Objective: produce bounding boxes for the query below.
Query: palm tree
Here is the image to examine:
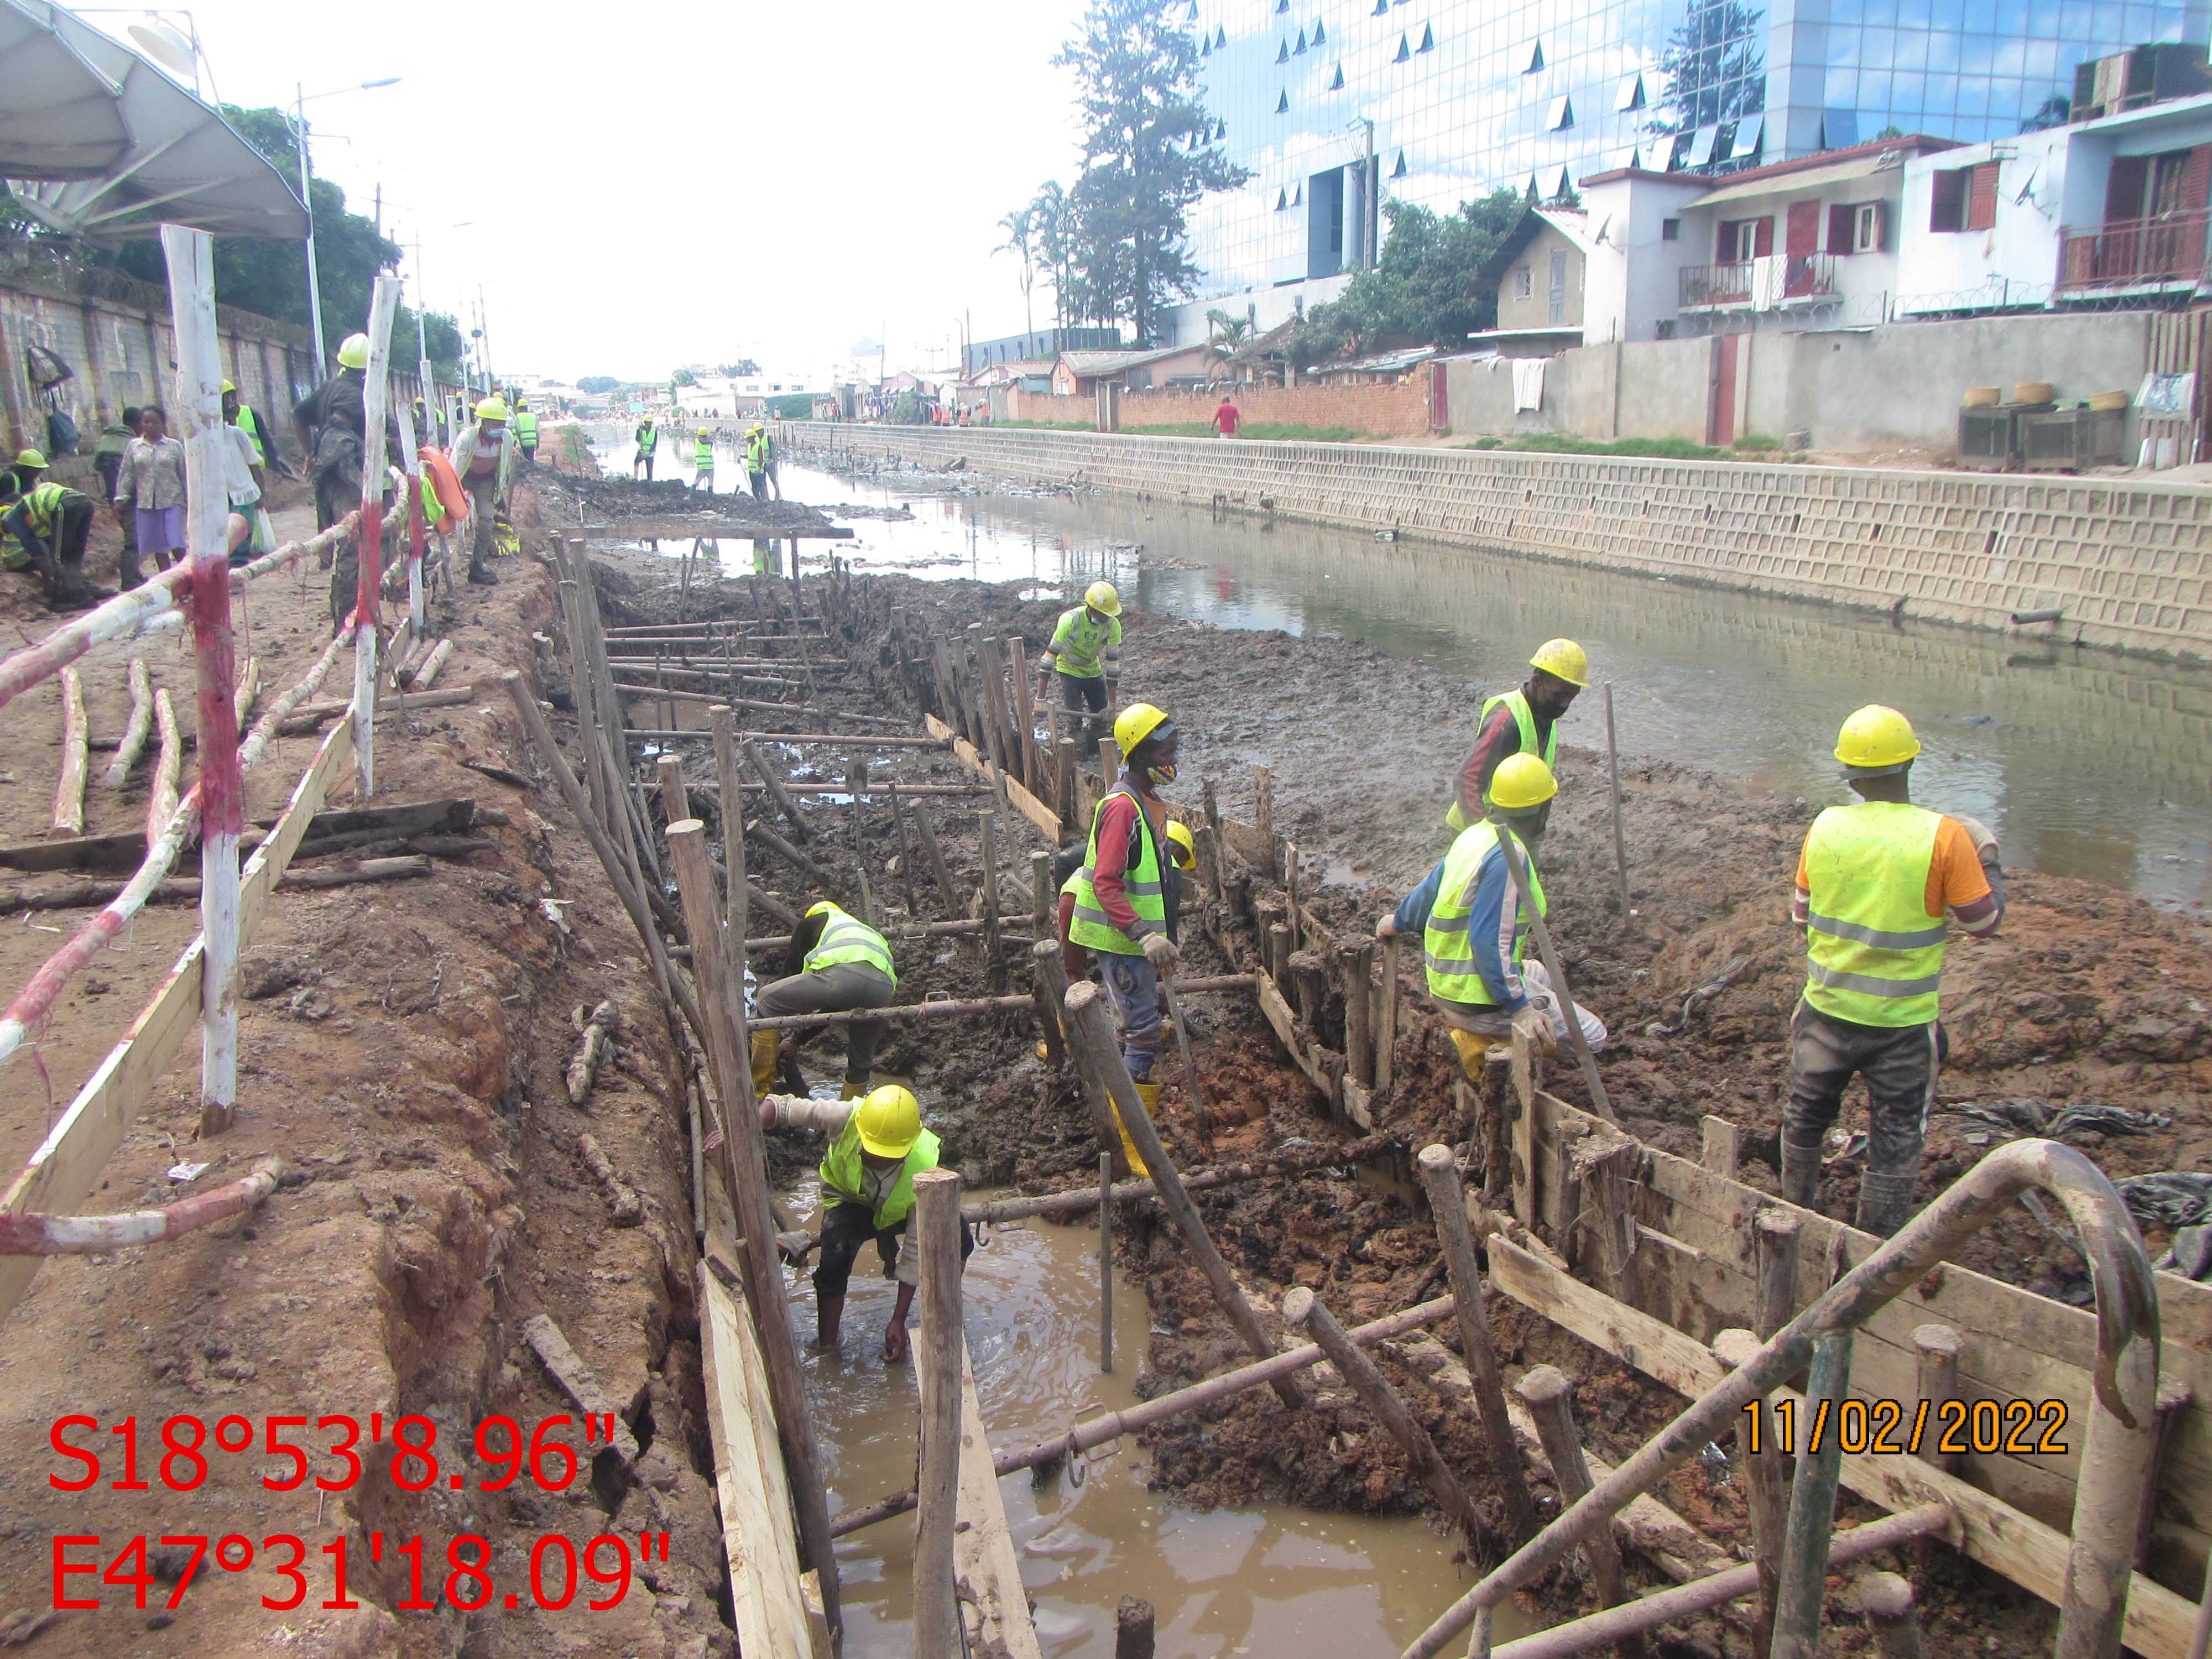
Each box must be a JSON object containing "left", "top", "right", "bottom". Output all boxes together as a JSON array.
[
  {"left": 1205, "top": 307, "right": 1255, "bottom": 374},
  {"left": 1030, "top": 181, "right": 1071, "bottom": 335},
  {"left": 996, "top": 206, "right": 1037, "bottom": 342}
]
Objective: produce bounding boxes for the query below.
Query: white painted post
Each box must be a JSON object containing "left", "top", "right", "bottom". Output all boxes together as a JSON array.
[
  {"left": 393, "top": 390, "right": 426, "bottom": 640},
  {"left": 354, "top": 276, "right": 401, "bottom": 799},
  {"left": 159, "top": 226, "right": 243, "bottom": 1138}
]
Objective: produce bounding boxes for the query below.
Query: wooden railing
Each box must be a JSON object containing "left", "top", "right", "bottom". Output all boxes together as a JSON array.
[{"left": 2058, "top": 211, "right": 2212, "bottom": 290}]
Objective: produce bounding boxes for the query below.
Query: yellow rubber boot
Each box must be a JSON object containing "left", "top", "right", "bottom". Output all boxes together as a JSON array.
[
  {"left": 1114, "top": 1082, "right": 1158, "bottom": 1179},
  {"left": 750, "top": 1029, "right": 779, "bottom": 1099},
  {"left": 1448, "top": 1028, "right": 1506, "bottom": 1084},
  {"left": 839, "top": 1079, "right": 868, "bottom": 1101}
]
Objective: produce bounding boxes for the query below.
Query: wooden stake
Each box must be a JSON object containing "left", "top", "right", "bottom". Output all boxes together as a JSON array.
[
  {"left": 656, "top": 753, "right": 690, "bottom": 825},
  {"left": 104, "top": 659, "right": 153, "bottom": 790},
  {"left": 1056, "top": 734, "right": 1078, "bottom": 832},
  {"left": 710, "top": 706, "right": 747, "bottom": 941},
  {"left": 1747, "top": 1207, "right": 1803, "bottom": 1659},
  {"left": 1514, "top": 1366, "right": 1644, "bottom": 1654},
  {"left": 1063, "top": 982, "right": 1306, "bottom": 1406},
  {"left": 1030, "top": 848, "right": 1052, "bottom": 942},
  {"left": 1376, "top": 931, "right": 1401, "bottom": 1092},
  {"left": 664, "top": 821, "right": 841, "bottom": 1638},
  {"left": 1416, "top": 1144, "right": 1538, "bottom": 1544},
  {"left": 1251, "top": 763, "right": 1272, "bottom": 868},
  {"left": 912, "top": 1167, "right": 964, "bottom": 1659},
  {"left": 1345, "top": 941, "right": 1374, "bottom": 1089},
  {"left": 52, "top": 667, "right": 87, "bottom": 836},
  {"left": 1912, "top": 1324, "right": 1966, "bottom": 1475},
  {"left": 1286, "top": 1286, "right": 1486, "bottom": 1547},
  {"left": 1604, "top": 682, "right": 1630, "bottom": 918},
  {"left": 742, "top": 739, "right": 811, "bottom": 841},
  {"left": 886, "top": 779, "right": 920, "bottom": 915},
  {"left": 1495, "top": 827, "right": 1613, "bottom": 1123},
  {"left": 1115, "top": 1598, "right": 1156, "bottom": 1659},
  {"left": 1770, "top": 1329, "right": 1856, "bottom": 1659},
  {"left": 1031, "top": 939, "right": 1069, "bottom": 1071},
  {"left": 978, "top": 810, "right": 1004, "bottom": 987},
  {"left": 907, "top": 794, "right": 958, "bottom": 917},
  {"left": 1099, "top": 1151, "right": 1114, "bottom": 1374},
  {"left": 1858, "top": 1572, "right": 1924, "bottom": 1659},
  {"left": 1701, "top": 1115, "right": 1740, "bottom": 1178},
  {"left": 1008, "top": 635, "right": 1040, "bottom": 791}
]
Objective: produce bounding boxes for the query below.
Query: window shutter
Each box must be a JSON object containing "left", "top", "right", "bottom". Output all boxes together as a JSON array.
[
  {"left": 1754, "top": 216, "right": 1775, "bottom": 257},
  {"left": 2186, "top": 145, "right": 2212, "bottom": 213},
  {"left": 1828, "top": 202, "right": 1853, "bottom": 252},
  {"left": 2107, "top": 154, "right": 2149, "bottom": 223},
  {"left": 1967, "top": 161, "right": 2000, "bottom": 231},
  {"left": 1875, "top": 200, "right": 1891, "bottom": 252}
]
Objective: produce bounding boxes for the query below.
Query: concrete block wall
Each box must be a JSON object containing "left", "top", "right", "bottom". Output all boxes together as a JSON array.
[
  {"left": 1119, "top": 376, "right": 1432, "bottom": 437},
  {"left": 787, "top": 420, "right": 2212, "bottom": 661}
]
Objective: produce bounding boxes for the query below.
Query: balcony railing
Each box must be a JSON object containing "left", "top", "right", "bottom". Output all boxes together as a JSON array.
[
  {"left": 1679, "top": 252, "right": 1841, "bottom": 310},
  {"left": 2056, "top": 211, "right": 2212, "bottom": 291}
]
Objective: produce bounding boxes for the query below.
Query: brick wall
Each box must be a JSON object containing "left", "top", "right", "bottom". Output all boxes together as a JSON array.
[
  {"left": 1119, "top": 376, "right": 1432, "bottom": 437},
  {"left": 783, "top": 420, "right": 2212, "bottom": 661}
]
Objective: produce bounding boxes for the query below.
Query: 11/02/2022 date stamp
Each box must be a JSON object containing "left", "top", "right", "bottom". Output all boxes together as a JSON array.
[{"left": 1741, "top": 1395, "right": 2069, "bottom": 1458}]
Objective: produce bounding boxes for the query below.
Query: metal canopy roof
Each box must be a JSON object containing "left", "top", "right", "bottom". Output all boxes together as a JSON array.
[{"left": 0, "top": 0, "right": 307, "bottom": 242}]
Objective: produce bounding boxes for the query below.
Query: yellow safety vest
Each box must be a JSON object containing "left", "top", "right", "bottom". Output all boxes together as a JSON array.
[
  {"left": 695, "top": 436, "right": 714, "bottom": 469},
  {"left": 1068, "top": 786, "right": 1165, "bottom": 954},
  {"left": 1424, "top": 818, "right": 1543, "bottom": 1006},
  {"left": 1801, "top": 801, "right": 1948, "bottom": 1027},
  {"left": 234, "top": 405, "right": 268, "bottom": 466},
  {"left": 803, "top": 903, "right": 897, "bottom": 990},
  {"left": 1446, "top": 689, "right": 1558, "bottom": 831},
  {"left": 1048, "top": 606, "right": 1120, "bottom": 679},
  {"left": 819, "top": 1120, "right": 941, "bottom": 1229}
]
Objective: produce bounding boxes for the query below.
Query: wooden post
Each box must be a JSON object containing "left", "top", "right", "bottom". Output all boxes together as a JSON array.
[
  {"left": 1345, "top": 941, "right": 1374, "bottom": 1089},
  {"left": 1063, "top": 981, "right": 1306, "bottom": 1407},
  {"left": 1746, "top": 1207, "right": 1803, "bottom": 1659},
  {"left": 1193, "top": 823, "right": 1220, "bottom": 901},
  {"left": 352, "top": 275, "right": 400, "bottom": 801},
  {"left": 1008, "top": 636, "right": 1040, "bottom": 791},
  {"left": 394, "top": 395, "right": 427, "bottom": 639},
  {"left": 1514, "top": 1366, "right": 1646, "bottom": 1658},
  {"left": 1603, "top": 682, "right": 1630, "bottom": 917},
  {"left": 978, "top": 810, "right": 1004, "bottom": 990},
  {"left": 743, "top": 739, "right": 811, "bottom": 841},
  {"left": 847, "top": 759, "right": 875, "bottom": 927},
  {"left": 147, "top": 687, "right": 181, "bottom": 846},
  {"left": 1251, "top": 763, "right": 1272, "bottom": 869},
  {"left": 1284, "top": 839, "right": 1302, "bottom": 949},
  {"left": 1416, "top": 1144, "right": 1539, "bottom": 1544},
  {"left": 1701, "top": 1115, "right": 1740, "bottom": 1179},
  {"left": 912, "top": 1167, "right": 964, "bottom": 1659},
  {"left": 1099, "top": 1151, "right": 1114, "bottom": 1374},
  {"left": 162, "top": 227, "right": 247, "bottom": 1138},
  {"left": 1030, "top": 848, "right": 1053, "bottom": 942},
  {"left": 1376, "top": 931, "right": 1401, "bottom": 1091},
  {"left": 1771, "top": 1329, "right": 1857, "bottom": 1659},
  {"left": 1912, "top": 1324, "right": 1966, "bottom": 1475},
  {"left": 664, "top": 822, "right": 841, "bottom": 1638},
  {"left": 657, "top": 753, "right": 690, "bottom": 824},
  {"left": 1114, "top": 1598, "right": 1156, "bottom": 1659},
  {"left": 104, "top": 659, "right": 153, "bottom": 789},
  {"left": 1858, "top": 1573, "right": 1924, "bottom": 1659},
  {"left": 908, "top": 795, "right": 958, "bottom": 917},
  {"left": 711, "top": 706, "right": 747, "bottom": 941},
  {"left": 1286, "top": 1287, "right": 1485, "bottom": 1546},
  {"left": 1495, "top": 827, "right": 1613, "bottom": 1123},
  {"left": 1032, "top": 939, "right": 1068, "bottom": 1072},
  {"left": 1056, "top": 734, "right": 1078, "bottom": 833},
  {"left": 52, "top": 667, "right": 87, "bottom": 836}
]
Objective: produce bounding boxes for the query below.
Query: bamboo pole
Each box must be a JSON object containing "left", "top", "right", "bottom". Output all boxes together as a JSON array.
[
  {"left": 664, "top": 821, "right": 841, "bottom": 1638},
  {"left": 104, "top": 659, "right": 153, "bottom": 789},
  {"left": 1515, "top": 1366, "right": 1644, "bottom": 1657},
  {"left": 1098, "top": 1151, "right": 1114, "bottom": 1374},
  {"left": 912, "top": 1167, "right": 964, "bottom": 1659},
  {"left": 1063, "top": 981, "right": 1306, "bottom": 1407},
  {"left": 1416, "top": 1144, "right": 1539, "bottom": 1544},
  {"left": 1495, "top": 827, "right": 1613, "bottom": 1123},
  {"left": 51, "top": 667, "right": 87, "bottom": 836},
  {"left": 743, "top": 739, "right": 812, "bottom": 839},
  {"left": 162, "top": 226, "right": 247, "bottom": 1139},
  {"left": 1603, "top": 682, "right": 1631, "bottom": 917}
]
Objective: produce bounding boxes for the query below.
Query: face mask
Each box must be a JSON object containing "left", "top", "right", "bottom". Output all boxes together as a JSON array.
[{"left": 1146, "top": 760, "right": 1177, "bottom": 787}]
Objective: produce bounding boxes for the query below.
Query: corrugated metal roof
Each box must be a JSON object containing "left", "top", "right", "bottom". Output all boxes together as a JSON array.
[{"left": 1688, "top": 152, "right": 1895, "bottom": 208}]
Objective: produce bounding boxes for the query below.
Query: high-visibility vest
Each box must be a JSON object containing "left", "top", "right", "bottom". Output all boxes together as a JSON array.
[
  {"left": 1424, "top": 818, "right": 1543, "bottom": 1006},
  {"left": 1801, "top": 801, "right": 1949, "bottom": 1027},
  {"left": 818, "top": 1118, "right": 941, "bottom": 1229},
  {"left": 803, "top": 902, "right": 897, "bottom": 990},
  {"left": 1067, "top": 786, "right": 1165, "bottom": 955},
  {"left": 18, "top": 482, "right": 85, "bottom": 541},
  {"left": 1446, "top": 688, "right": 1559, "bottom": 831},
  {"left": 515, "top": 410, "right": 539, "bottom": 443},
  {"left": 233, "top": 405, "right": 268, "bottom": 466},
  {"left": 1047, "top": 606, "right": 1119, "bottom": 679},
  {"left": 747, "top": 431, "right": 770, "bottom": 470},
  {"left": 695, "top": 436, "right": 714, "bottom": 469},
  {"left": 636, "top": 423, "right": 656, "bottom": 452}
]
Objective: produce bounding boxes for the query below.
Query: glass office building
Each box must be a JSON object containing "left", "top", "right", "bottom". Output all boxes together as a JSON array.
[{"left": 1180, "top": 0, "right": 2210, "bottom": 306}]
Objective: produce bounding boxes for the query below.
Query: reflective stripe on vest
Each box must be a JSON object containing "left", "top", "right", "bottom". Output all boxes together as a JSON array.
[
  {"left": 802, "top": 904, "right": 898, "bottom": 990},
  {"left": 695, "top": 438, "right": 714, "bottom": 467},
  {"left": 1801, "top": 801, "right": 1947, "bottom": 1027},
  {"left": 515, "top": 413, "right": 538, "bottom": 441},
  {"left": 1049, "top": 607, "right": 1117, "bottom": 678},
  {"left": 747, "top": 434, "right": 769, "bottom": 469},
  {"left": 818, "top": 1121, "right": 941, "bottom": 1229},
  {"left": 20, "top": 482, "right": 75, "bottom": 540},
  {"left": 1068, "top": 786, "right": 1165, "bottom": 954},
  {"left": 1423, "top": 819, "right": 1543, "bottom": 1006},
  {"left": 1446, "top": 689, "right": 1558, "bottom": 832}
]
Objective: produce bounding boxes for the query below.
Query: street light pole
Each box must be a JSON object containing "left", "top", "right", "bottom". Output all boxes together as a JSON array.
[{"left": 295, "top": 83, "right": 326, "bottom": 373}]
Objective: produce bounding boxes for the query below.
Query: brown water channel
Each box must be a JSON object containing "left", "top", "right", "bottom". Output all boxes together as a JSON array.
[
  {"left": 592, "top": 425, "right": 2212, "bottom": 910},
  {"left": 779, "top": 1171, "right": 1505, "bottom": 1658}
]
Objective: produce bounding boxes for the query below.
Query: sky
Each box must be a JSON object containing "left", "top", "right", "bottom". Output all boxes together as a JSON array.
[{"left": 88, "top": 0, "right": 1091, "bottom": 382}]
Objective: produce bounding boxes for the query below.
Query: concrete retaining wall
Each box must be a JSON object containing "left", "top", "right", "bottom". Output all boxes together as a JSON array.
[
  {"left": 787, "top": 419, "right": 2212, "bottom": 661},
  {"left": 1119, "top": 377, "right": 1433, "bottom": 437}
]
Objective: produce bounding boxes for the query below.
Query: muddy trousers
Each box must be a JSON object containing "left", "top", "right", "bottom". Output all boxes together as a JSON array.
[
  {"left": 1059, "top": 672, "right": 1111, "bottom": 744},
  {"left": 23, "top": 499, "right": 95, "bottom": 602},
  {"left": 813, "top": 1200, "right": 974, "bottom": 1301},
  {"left": 637, "top": 456, "right": 654, "bottom": 480},
  {"left": 466, "top": 474, "right": 500, "bottom": 575},
  {"left": 754, "top": 962, "right": 894, "bottom": 1089},
  {"left": 1782, "top": 999, "right": 1940, "bottom": 1236},
  {"left": 1093, "top": 950, "right": 1161, "bottom": 1081}
]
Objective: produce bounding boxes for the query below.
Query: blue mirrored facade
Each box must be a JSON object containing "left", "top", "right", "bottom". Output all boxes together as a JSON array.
[{"left": 1182, "top": 0, "right": 2209, "bottom": 302}]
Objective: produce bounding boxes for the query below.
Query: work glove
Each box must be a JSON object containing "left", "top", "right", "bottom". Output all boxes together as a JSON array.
[
  {"left": 1375, "top": 914, "right": 1398, "bottom": 940},
  {"left": 1953, "top": 814, "right": 2001, "bottom": 870},
  {"left": 1140, "top": 932, "right": 1181, "bottom": 974}
]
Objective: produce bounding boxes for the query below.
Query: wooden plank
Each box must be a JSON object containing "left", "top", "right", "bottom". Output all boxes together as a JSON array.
[
  {"left": 697, "top": 1262, "right": 812, "bottom": 1659},
  {"left": 1255, "top": 973, "right": 1329, "bottom": 1101},
  {"left": 241, "top": 719, "right": 352, "bottom": 938},
  {"left": 948, "top": 1340, "right": 1045, "bottom": 1659},
  {"left": 922, "top": 713, "right": 1060, "bottom": 841}
]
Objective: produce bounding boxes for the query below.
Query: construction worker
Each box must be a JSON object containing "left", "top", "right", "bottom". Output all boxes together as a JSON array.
[
  {"left": 513, "top": 398, "right": 540, "bottom": 469},
  {"left": 222, "top": 380, "right": 285, "bottom": 478},
  {"left": 1448, "top": 639, "right": 1589, "bottom": 835},
  {"left": 634, "top": 414, "right": 659, "bottom": 480},
  {"left": 775, "top": 1085, "right": 973, "bottom": 1360},
  {"left": 1055, "top": 817, "right": 1192, "bottom": 988},
  {"left": 90, "top": 409, "right": 142, "bottom": 583},
  {"left": 752, "top": 900, "right": 896, "bottom": 1102},
  {"left": 447, "top": 395, "right": 514, "bottom": 589},
  {"left": 0, "top": 472, "right": 100, "bottom": 609},
  {"left": 1782, "top": 707, "right": 2003, "bottom": 1237},
  {"left": 1036, "top": 580, "right": 1123, "bottom": 745},
  {"left": 1067, "top": 703, "right": 1186, "bottom": 1172},
  {"left": 745, "top": 423, "right": 775, "bottom": 499},
  {"left": 692, "top": 427, "right": 716, "bottom": 492},
  {"left": 1380, "top": 753, "right": 1605, "bottom": 1082},
  {"left": 293, "top": 332, "right": 394, "bottom": 535}
]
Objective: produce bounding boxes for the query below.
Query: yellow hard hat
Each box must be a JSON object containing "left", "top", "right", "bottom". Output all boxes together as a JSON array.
[
  {"left": 1528, "top": 638, "right": 1589, "bottom": 688},
  {"left": 475, "top": 396, "right": 509, "bottom": 421},
  {"left": 698, "top": 426, "right": 711, "bottom": 436},
  {"left": 337, "top": 333, "right": 371, "bottom": 370},
  {"left": 220, "top": 379, "right": 236, "bottom": 394},
  {"left": 854, "top": 1084, "right": 922, "bottom": 1158},
  {"left": 1083, "top": 580, "right": 1121, "bottom": 617},
  {"left": 805, "top": 900, "right": 838, "bottom": 919},
  {"left": 1165, "top": 820, "right": 1196, "bottom": 870},
  {"left": 1114, "top": 702, "right": 1171, "bottom": 757},
  {"left": 1489, "top": 753, "right": 1559, "bottom": 811},
  {"left": 1833, "top": 705, "right": 1920, "bottom": 774},
  {"left": 14, "top": 448, "right": 48, "bottom": 469}
]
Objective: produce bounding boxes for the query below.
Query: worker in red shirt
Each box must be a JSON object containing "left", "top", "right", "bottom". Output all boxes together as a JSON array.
[
  {"left": 1447, "top": 638, "right": 1588, "bottom": 838},
  {"left": 1213, "top": 393, "right": 1241, "bottom": 437}
]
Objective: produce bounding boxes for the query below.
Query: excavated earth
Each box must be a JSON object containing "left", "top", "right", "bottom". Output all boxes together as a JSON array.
[{"left": 3, "top": 460, "right": 2201, "bottom": 1658}]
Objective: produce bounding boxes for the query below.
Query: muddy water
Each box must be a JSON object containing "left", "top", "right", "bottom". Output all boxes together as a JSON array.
[
  {"left": 779, "top": 1172, "right": 1504, "bottom": 1657},
  {"left": 601, "top": 425, "right": 2212, "bottom": 908}
]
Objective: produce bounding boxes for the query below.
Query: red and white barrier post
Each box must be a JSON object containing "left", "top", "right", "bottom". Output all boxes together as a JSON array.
[
  {"left": 354, "top": 276, "right": 401, "bottom": 800},
  {"left": 160, "top": 226, "right": 244, "bottom": 1138},
  {"left": 395, "top": 394, "right": 427, "bottom": 640}
]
